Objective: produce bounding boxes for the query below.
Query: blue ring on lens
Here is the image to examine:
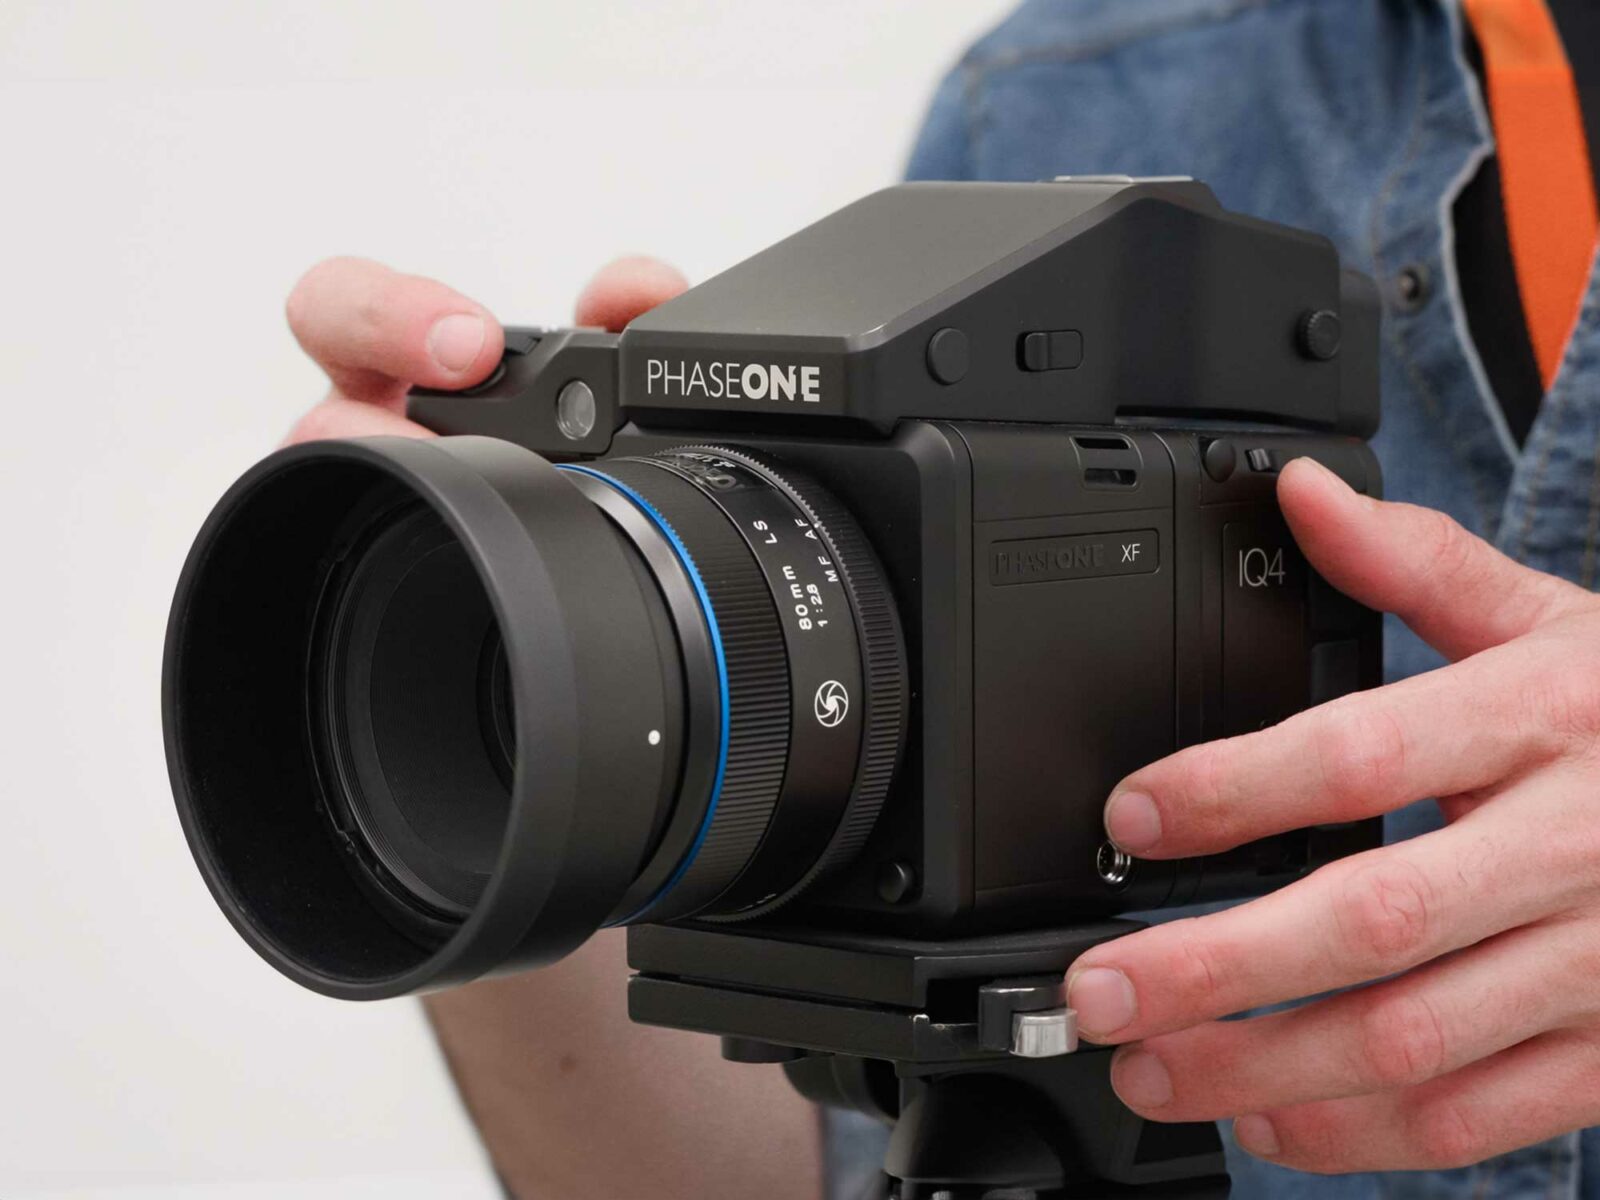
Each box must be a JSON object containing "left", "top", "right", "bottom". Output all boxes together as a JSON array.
[{"left": 558, "top": 464, "right": 729, "bottom": 923}]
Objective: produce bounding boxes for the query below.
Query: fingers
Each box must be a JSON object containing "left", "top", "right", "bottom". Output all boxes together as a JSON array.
[
  {"left": 285, "top": 257, "right": 504, "bottom": 407},
  {"left": 283, "top": 396, "right": 435, "bottom": 447},
  {"left": 574, "top": 256, "right": 688, "bottom": 331},
  {"left": 1103, "top": 638, "right": 1567, "bottom": 860},
  {"left": 1278, "top": 458, "right": 1590, "bottom": 661},
  {"left": 279, "top": 254, "right": 683, "bottom": 453},
  {"left": 1066, "top": 796, "right": 1579, "bottom": 1045},
  {"left": 1107, "top": 915, "right": 1597, "bottom": 1123},
  {"left": 1233, "top": 1027, "right": 1600, "bottom": 1172}
]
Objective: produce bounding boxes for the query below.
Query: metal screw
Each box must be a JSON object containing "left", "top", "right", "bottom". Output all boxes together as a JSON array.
[{"left": 1096, "top": 840, "right": 1133, "bottom": 887}]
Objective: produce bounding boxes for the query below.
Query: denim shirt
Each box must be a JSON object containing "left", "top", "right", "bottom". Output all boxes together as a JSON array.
[{"left": 825, "top": 1, "right": 1600, "bottom": 1197}]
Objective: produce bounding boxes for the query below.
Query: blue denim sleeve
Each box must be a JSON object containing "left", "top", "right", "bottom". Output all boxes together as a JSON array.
[{"left": 905, "top": 65, "right": 974, "bottom": 182}]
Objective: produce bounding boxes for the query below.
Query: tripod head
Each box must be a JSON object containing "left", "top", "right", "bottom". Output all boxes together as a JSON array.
[{"left": 628, "top": 923, "right": 1231, "bottom": 1198}]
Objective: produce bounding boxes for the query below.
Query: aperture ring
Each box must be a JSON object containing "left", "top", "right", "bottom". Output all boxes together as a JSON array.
[
  {"left": 679, "top": 447, "right": 909, "bottom": 918},
  {"left": 581, "top": 460, "right": 792, "bottom": 921},
  {"left": 643, "top": 451, "right": 868, "bottom": 913}
]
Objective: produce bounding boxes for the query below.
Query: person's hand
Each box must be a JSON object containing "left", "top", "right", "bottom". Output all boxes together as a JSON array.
[
  {"left": 281, "top": 255, "right": 687, "bottom": 444},
  {"left": 1067, "top": 457, "right": 1600, "bottom": 1173}
]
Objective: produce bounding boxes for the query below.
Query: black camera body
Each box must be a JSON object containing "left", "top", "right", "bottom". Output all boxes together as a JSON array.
[
  {"left": 411, "top": 177, "right": 1383, "bottom": 939},
  {"left": 165, "top": 178, "right": 1384, "bottom": 1195}
]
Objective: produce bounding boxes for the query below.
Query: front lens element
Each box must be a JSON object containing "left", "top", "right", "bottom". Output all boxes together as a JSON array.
[{"left": 311, "top": 502, "right": 514, "bottom": 925}]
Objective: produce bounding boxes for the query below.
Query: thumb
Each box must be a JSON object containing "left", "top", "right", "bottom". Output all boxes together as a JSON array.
[
  {"left": 574, "top": 256, "right": 689, "bottom": 332},
  {"left": 1278, "top": 457, "right": 1588, "bottom": 660}
]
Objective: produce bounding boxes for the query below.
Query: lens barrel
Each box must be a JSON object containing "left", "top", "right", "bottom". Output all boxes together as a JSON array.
[
  {"left": 164, "top": 436, "right": 905, "bottom": 1000},
  {"left": 569, "top": 447, "right": 907, "bottom": 923}
]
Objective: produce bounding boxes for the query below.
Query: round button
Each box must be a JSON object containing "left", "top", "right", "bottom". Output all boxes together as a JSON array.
[
  {"left": 1297, "top": 309, "right": 1342, "bottom": 361},
  {"left": 555, "top": 379, "right": 597, "bottom": 441},
  {"left": 926, "top": 327, "right": 969, "bottom": 385},
  {"left": 875, "top": 860, "right": 917, "bottom": 904},
  {"left": 1202, "top": 438, "right": 1237, "bottom": 482},
  {"left": 455, "top": 361, "right": 506, "bottom": 397}
]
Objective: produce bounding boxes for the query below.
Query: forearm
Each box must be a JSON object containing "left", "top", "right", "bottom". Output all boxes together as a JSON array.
[{"left": 424, "top": 929, "right": 824, "bottom": 1200}]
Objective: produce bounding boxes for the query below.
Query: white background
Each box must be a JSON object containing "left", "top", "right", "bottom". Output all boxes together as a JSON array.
[{"left": 0, "top": 2, "right": 1015, "bottom": 1196}]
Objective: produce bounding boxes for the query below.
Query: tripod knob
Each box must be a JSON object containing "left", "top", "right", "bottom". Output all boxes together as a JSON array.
[
  {"left": 1010, "top": 1008, "right": 1077, "bottom": 1058},
  {"left": 977, "top": 976, "right": 1077, "bottom": 1057}
]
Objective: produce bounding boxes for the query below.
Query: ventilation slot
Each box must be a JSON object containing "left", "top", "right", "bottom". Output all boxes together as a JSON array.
[
  {"left": 1072, "top": 436, "right": 1131, "bottom": 451},
  {"left": 1073, "top": 434, "right": 1141, "bottom": 489},
  {"left": 1083, "top": 467, "right": 1137, "bottom": 488}
]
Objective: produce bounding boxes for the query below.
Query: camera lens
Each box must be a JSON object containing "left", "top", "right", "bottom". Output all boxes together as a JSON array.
[
  {"left": 164, "top": 436, "right": 906, "bottom": 999},
  {"left": 311, "top": 503, "right": 517, "bottom": 927}
]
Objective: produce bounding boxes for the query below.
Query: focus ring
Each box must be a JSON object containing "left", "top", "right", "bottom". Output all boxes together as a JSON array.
[
  {"left": 593, "top": 460, "right": 792, "bottom": 920},
  {"left": 681, "top": 447, "right": 909, "bottom": 918}
]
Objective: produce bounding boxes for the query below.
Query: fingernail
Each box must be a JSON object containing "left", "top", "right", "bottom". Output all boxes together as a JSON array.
[
  {"left": 1105, "top": 791, "right": 1162, "bottom": 853},
  {"left": 1234, "top": 1114, "right": 1281, "bottom": 1159},
  {"left": 1294, "top": 455, "right": 1334, "bottom": 478},
  {"left": 1067, "top": 966, "right": 1138, "bottom": 1038},
  {"left": 428, "top": 313, "right": 487, "bottom": 373},
  {"left": 1111, "top": 1048, "right": 1172, "bottom": 1110},
  {"left": 1292, "top": 456, "right": 1350, "bottom": 490}
]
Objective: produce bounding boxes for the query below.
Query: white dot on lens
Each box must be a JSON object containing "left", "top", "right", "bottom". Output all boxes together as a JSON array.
[{"left": 647, "top": 730, "right": 661, "bottom": 746}]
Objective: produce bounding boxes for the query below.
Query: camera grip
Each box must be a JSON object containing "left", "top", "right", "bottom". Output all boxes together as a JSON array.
[{"left": 408, "top": 325, "right": 620, "bottom": 456}]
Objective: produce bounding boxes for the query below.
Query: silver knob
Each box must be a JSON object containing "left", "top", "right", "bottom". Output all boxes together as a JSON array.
[{"left": 1011, "top": 1007, "right": 1078, "bottom": 1058}]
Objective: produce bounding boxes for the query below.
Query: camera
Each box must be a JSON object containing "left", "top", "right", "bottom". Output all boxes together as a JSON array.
[{"left": 164, "top": 178, "right": 1382, "bottom": 1195}]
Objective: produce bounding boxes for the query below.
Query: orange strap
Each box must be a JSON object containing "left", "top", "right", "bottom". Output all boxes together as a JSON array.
[{"left": 1461, "top": 0, "right": 1599, "bottom": 389}]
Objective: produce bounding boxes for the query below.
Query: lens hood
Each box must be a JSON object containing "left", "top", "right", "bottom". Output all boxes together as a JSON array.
[{"left": 163, "top": 436, "right": 683, "bottom": 999}]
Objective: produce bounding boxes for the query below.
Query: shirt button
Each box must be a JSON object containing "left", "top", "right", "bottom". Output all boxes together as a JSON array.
[{"left": 1394, "top": 263, "right": 1432, "bottom": 312}]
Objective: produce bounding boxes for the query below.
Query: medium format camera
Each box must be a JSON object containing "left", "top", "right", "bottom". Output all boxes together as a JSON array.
[{"left": 164, "top": 178, "right": 1382, "bottom": 1195}]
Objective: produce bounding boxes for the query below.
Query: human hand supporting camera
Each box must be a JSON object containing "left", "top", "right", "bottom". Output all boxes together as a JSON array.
[
  {"left": 281, "top": 254, "right": 687, "bottom": 444},
  {"left": 1071, "top": 457, "right": 1600, "bottom": 1173}
]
